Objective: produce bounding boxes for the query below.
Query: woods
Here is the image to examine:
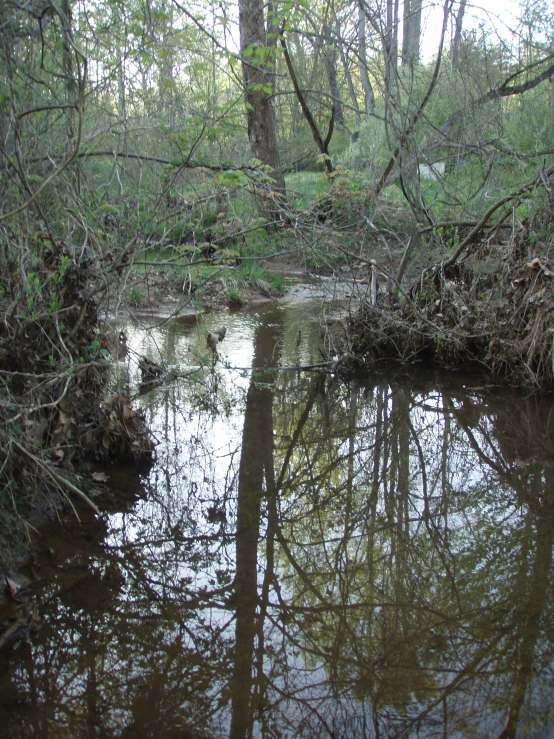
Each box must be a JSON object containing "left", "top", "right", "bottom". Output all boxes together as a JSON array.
[
  {"left": 1, "top": 0, "right": 552, "bottom": 246},
  {"left": 0, "top": 0, "right": 553, "bottom": 547},
  {"left": 1, "top": 3, "right": 554, "bottom": 734}
]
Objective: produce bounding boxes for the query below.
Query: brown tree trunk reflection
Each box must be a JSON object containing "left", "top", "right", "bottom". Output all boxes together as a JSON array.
[
  {"left": 230, "top": 318, "right": 281, "bottom": 739},
  {"left": 496, "top": 469, "right": 554, "bottom": 739}
]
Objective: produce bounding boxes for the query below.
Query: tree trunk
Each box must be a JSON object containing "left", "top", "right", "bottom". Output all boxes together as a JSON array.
[
  {"left": 359, "top": 3, "right": 375, "bottom": 116},
  {"left": 402, "top": 0, "right": 422, "bottom": 66},
  {"left": 238, "top": 0, "right": 286, "bottom": 196},
  {"left": 384, "top": 0, "right": 399, "bottom": 94},
  {"left": 323, "top": 22, "right": 345, "bottom": 126},
  {"left": 451, "top": 0, "right": 467, "bottom": 69}
]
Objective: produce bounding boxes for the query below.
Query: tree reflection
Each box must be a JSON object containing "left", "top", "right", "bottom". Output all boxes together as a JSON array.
[
  {"left": 2, "top": 312, "right": 554, "bottom": 738},
  {"left": 231, "top": 317, "right": 281, "bottom": 738}
]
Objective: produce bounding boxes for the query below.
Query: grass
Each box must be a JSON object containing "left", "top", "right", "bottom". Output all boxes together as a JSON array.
[
  {"left": 127, "top": 285, "right": 145, "bottom": 306},
  {"left": 268, "top": 273, "right": 287, "bottom": 292},
  {"left": 226, "top": 286, "right": 244, "bottom": 306},
  {"left": 236, "top": 260, "right": 266, "bottom": 283}
]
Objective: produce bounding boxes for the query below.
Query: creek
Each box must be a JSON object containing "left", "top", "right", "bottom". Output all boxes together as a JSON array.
[{"left": 1, "top": 286, "right": 554, "bottom": 738}]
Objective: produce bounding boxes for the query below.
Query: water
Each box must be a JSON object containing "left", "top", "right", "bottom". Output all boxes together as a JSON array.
[{"left": 1, "top": 295, "right": 554, "bottom": 738}]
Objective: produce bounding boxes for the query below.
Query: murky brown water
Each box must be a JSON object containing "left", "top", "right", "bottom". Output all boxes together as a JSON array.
[{"left": 1, "top": 295, "right": 554, "bottom": 738}]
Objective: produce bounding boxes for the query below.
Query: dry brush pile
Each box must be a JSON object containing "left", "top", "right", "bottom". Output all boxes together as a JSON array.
[{"left": 343, "top": 171, "right": 554, "bottom": 387}]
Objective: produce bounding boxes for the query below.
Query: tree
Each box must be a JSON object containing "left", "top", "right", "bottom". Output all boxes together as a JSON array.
[
  {"left": 451, "top": 0, "right": 467, "bottom": 69},
  {"left": 359, "top": 1, "right": 375, "bottom": 116},
  {"left": 238, "top": 0, "right": 286, "bottom": 198},
  {"left": 402, "top": 0, "right": 422, "bottom": 66}
]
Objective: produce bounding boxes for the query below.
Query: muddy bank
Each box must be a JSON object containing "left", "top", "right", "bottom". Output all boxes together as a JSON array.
[
  {"left": 0, "top": 249, "right": 154, "bottom": 584},
  {"left": 118, "top": 262, "right": 291, "bottom": 320}
]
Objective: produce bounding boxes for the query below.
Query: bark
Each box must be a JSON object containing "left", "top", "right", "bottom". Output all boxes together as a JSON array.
[
  {"left": 384, "top": 0, "right": 399, "bottom": 91},
  {"left": 238, "top": 0, "right": 285, "bottom": 194},
  {"left": 281, "top": 36, "right": 335, "bottom": 173},
  {"left": 61, "top": 0, "right": 80, "bottom": 195},
  {"left": 358, "top": 2, "right": 374, "bottom": 116},
  {"left": 61, "top": 0, "right": 76, "bottom": 140},
  {"left": 329, "top": 5, "right": 361, "bottom": 128},
  {"left": 402, "top": 0, "right": 422, "bottom": 66},
  {"left": 323, "top": 22, "right": 345, "bottom": 126},
  {"left": 451, "top": 0, "right": 467, "bottom": 69}
]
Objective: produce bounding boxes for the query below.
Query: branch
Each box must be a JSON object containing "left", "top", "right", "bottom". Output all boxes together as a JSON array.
[
  {"left": 0, "top": 3, "right": 87, "bottom": 223},
  {"left": 323, "top": 105, "right": 335, "bottom": 151},
  {"left": 380, "top": 53, "right": 554, "bottom": 190},
  {"left": 374, "top": 0, "right": 453, "bottom": 196},
  {"left": 442, "top": 163, "right": 554, "bottom": 268},
  {"left": 13, "top": 440, "right": 100, "bottom": 515},
  {"left": 75, "top": 150, "right": 267, "bottom": 173},
  {"left": 280, "top": 35, "right": 334, "bottom": 173}
]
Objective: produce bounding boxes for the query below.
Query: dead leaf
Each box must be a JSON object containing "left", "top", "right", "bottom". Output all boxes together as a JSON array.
[
  {"left": 529, "top": 287, "right": 547, "bottom": 304},
  {"left": 53, "top": 410, "right": 73, "bottom": 440},
  {"left": 122, "top": 404, "right": 136, "bottom": 420}
]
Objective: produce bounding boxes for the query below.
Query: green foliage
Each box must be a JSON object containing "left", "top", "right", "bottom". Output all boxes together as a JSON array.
[
  {"left": 285, "top": 172, "right": 325, "bottom": 208},
  {"left": 268, "top": 273, "right": 287, "bottom": 293},
  {"left": 18, "top": 254, "right": 74, "bottom": 320},
  {"left": 226, "top": 286, "right": 244, "bottom": 306},
  {"left": 84, "top": 339, "right": 111, "bottom": 364},
  {"left": 242, "top": 229, "right": 271, "bottom": 257},
  {"left": 237, "top": 260, "right": 266, "bottom": 283},
  {"left": 339, "top": 118, "right": 390, "bottom": 174},
  {"left": 127, "top": 285, "right": 146, "bottom": 307}
]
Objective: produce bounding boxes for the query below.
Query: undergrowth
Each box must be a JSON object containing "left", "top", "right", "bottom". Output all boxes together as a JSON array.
[{"left": 341, "top": 181, "right": 554, "bottom": 387}]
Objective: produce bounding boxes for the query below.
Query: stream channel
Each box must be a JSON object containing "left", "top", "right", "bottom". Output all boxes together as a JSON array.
[{"left": 2, "top": 281, "right": 554, "bottom": 738}]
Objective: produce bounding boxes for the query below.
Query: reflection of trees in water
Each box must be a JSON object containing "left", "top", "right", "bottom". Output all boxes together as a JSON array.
[
  {"left": 265, "top": 379, "right": 554, "bottom": 737},
  {"left": 2, "top": 341, "right": 554, "bottom": 736}
]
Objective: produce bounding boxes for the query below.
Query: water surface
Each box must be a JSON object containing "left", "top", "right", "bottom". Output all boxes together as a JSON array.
[{"left": 1, "top": 297, "right": 554, "bottom": 738}]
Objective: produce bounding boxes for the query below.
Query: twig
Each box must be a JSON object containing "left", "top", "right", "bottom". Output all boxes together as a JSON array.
[{"left": 13, "top": 441, "right": 100, "bottom": 515}]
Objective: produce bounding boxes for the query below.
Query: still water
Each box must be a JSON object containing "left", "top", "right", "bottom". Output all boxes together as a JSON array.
[{"left": 1, "top": 294, "right": 554, "bottom": 739}]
